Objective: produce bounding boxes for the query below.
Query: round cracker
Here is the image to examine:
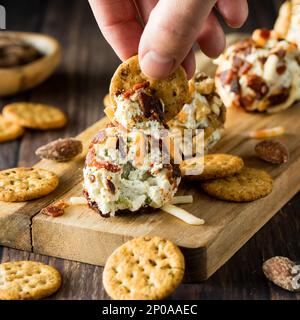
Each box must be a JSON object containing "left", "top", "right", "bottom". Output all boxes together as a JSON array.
[
  {"left": 103, "top": 236, "right": 185, "bottom": 300},
  {"left": 109, "top": 55, "right": 189, "bottom": 121},
  {"left": 0, "top": 261, "right": 61, "bottom": 300},
  {"left": 181, "top": 154, "right": 244, "bottom": 181},
  {"left": 2, "top": 102, "right": 67, "bottom": 130},
  {"left": 0, "top": 167, "right": 59, "bottom": 202},
  {"left": 0, "top": 115, "right": 24, "bottom": 142},
  {"left": 201, "top": 167, "right": 273, "bottom": 202}
]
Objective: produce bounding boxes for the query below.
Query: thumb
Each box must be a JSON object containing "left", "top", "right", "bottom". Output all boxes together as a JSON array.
[{"left": 138, "top": 0, "right": 217, "bottom": 79}]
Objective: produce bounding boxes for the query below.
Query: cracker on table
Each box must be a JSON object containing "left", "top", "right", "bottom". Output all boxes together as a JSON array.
[
  {"left": 201, "top": 167, "right": 273, "bottom": 202},
  {"left": 103, "top": 236, "right": 185, "bottom": 300},
  {"left": 2, "top": 102, "right": 67, "bottom": 130},
  {"left": 0, "top": 115, "right": 24, "bottom": 142},
  {"left": 109, "top": 55, "right": 189, "bottom": 121},
  {"left": 0, "top": 261, "right": 62, "bottom": 300},
  {"left": 181, "top": 154, "right": 244, "bottom": 181},
  {"left": 0, "top": 167, "right": 59, "bottom": 202}
]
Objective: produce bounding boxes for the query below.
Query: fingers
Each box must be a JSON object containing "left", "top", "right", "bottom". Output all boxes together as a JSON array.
[
  {"left": 139, "top": 0, "right": 217, "bottom": 79},
  {"left": 88, "top": 0, "right": 143, "bottom": 60},
  {"left": 217, "top": 0, "right": 248, "bottom": 28},
  {"left": 197, "top": 13, "right": 226, "bottom": 58},
  {"left": 181, "top": 49, "right": 196, "bottom": 80},
  {"left": 135, "top": 0, "right": 158, "bottom": 24}
]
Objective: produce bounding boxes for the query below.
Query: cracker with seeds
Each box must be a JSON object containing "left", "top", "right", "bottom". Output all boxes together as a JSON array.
[
  {"left": 181, "top": 154, "right": 244, "bottom": 181},
  {"left": 0, "top": 167, "right": 59, "bottom": 202},
  {"left": 0, "top": 261, "right": 61, "bottom": 300},
  {"left": 109, "top": 55, "right": 189, "bottom": 121},
  {"left": 3, "top": 102, "right": 67, "bottom": 130},
  {"left": 103, "top": 236, "right": 185, "bottom": 300},
  {"left": 201, "top": 167, "right": 273, "bottom": 202},
  {"left": 0, "top": 115, "right": 24, "bottom": 142}
]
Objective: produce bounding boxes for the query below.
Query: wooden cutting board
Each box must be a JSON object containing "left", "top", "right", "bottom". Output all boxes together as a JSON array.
[{"left": 1, "top": 34, "right": 300, "bottom": 282}]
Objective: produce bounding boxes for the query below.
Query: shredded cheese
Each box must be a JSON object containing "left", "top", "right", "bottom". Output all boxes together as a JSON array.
[
  {"left": 248, "top": 126, "right": 286, "bottom": 138},
  {"left": 171, "top": 195, "right": 193, "bottom": 204},
  {"left": 161, "top": 204, "right": 205, "bottom": 225},
  {"left": 68, "top": 197, "right": 88, "bottom": 206}
]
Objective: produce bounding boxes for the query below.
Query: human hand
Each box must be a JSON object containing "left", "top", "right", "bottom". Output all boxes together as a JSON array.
[{"left": 89, "top": 0, "right": 248, "bottom": 79}]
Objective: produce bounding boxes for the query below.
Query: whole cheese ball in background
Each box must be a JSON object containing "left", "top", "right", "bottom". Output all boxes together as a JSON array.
[{"left": 215, "top": 29, "right": 300, "bottom": 113}]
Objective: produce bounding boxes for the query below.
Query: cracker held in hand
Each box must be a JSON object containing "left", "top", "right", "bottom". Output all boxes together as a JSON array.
[
  {"left": 0, "top": 167, "right": 59, "bottom": 202},
  {"left": 0, "top": 115, "right": 24, "bottom": 142},
  {"left": 103, "top": 236, "right": 185, "bottom": 300},
  {"left": 109, "top": 55, "right": 189, "bottom": 121},
  {"left": 201, "top": 167, "right": 273, "bottom": 202},
  {"left": 181, "top": 154, "right": 244, "bottom": 181},
  {"left": 0, "top": 261, "right": 61, "bottom": 300},
  {"left": 3, "top": 102, "right": 67, "bottom": 130}
]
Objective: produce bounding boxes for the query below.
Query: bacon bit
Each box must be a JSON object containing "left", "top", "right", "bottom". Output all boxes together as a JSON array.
[
  {"left": 249, "top": 126, "right": 286, "bottom": 139},
  {"left": 123, "top": 82, "right": 150, "bottom": 99},
  {"left": 260, "top": 29, "right": 271, "bottom": 39},
  {"left": 247, "top": 75, "right": 269, "bottom": 98},
  {"left": 219, "top": 69, "right": 234, "bottom": 85},
  {"left": 258, "top": 57, "right": 268, "bottom": 65},
  {"left": 105, "top": 177, "right": 115, "bottom": 194},
  {"left": 90, "top": 159, "right": 120, "bottom": 172},
  {"left": 133, "top": 82, "right": 149, "bottom": 91},
  {"left": 239, "top": 61, "right": 252, "bottom": 75},
  {"left": 232, "top": 57, "right": 252, "bottom": 75},
  {"left": 233, "top": 39, "right": 254, "bottom": 56},
  {"left": 85, "top": 147, "right": 96, "bottom": 166},
  {"left": 232, "top": 56, "right": 244, "bottom": 68},
  {"left": 41, "top": 200, "right": 68, "bottom": 217}
]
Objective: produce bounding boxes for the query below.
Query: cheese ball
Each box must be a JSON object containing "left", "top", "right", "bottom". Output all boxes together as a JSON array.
[
  {"left": 83, "top": 125, "right": 181, "bottom": 218},
  {"left": 168, "top": 72, "right": 226, "bottom": 154},
  {"left": 275, "top": 0, "right": 300, "bottom": 48},
  {"left": 215, "top": 29, "right": 300, "bottom": 113}
]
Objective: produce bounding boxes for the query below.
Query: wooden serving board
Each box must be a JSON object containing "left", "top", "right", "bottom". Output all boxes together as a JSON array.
[{"left": 1, "top": 34, "right": 300, "bottom": 282}]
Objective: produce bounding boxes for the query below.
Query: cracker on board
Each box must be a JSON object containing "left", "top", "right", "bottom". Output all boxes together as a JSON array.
[{"left": 201, "top": 167, "right": 273, "bottom": 202}]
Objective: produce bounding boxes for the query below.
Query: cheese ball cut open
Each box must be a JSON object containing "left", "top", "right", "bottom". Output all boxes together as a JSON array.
[{"left": 83, "top": 126, "right": 181, "bottom": 217}]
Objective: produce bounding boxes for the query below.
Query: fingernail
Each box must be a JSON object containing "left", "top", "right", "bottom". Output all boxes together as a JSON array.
[{"left": 140, "top": 51, "right": 175, "bottom": 79}]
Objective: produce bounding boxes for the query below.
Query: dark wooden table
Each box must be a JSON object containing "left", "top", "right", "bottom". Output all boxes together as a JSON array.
[{"left": 0, "top": 0, "right": 299, "bottom": 300}]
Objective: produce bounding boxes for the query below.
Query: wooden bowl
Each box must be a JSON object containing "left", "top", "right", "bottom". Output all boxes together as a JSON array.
[{"left": 0, "top": 31, "right": 61, "bottom": 97}]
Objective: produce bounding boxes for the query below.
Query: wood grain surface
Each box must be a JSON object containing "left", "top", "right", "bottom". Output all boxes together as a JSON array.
[{"left": 0, "top": 0, "right": 299, "bottom": 300}]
